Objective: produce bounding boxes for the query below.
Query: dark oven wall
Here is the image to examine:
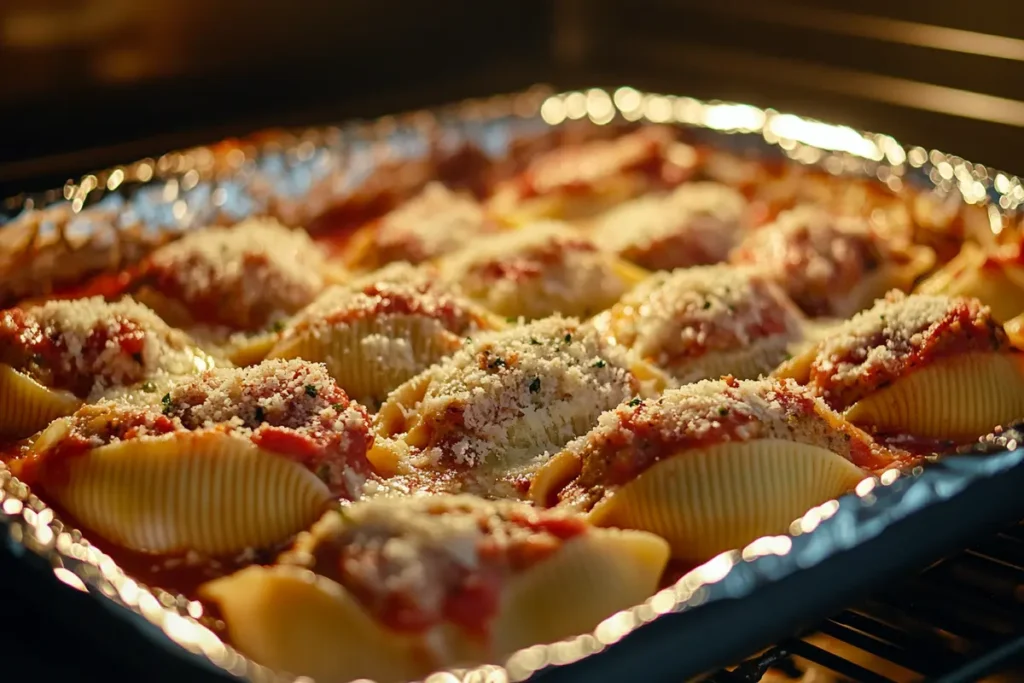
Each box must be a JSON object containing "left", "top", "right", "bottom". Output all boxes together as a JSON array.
[
  {"left": 0, "top": 0, "right": 1022, "bottom": 196},
  {"left": 558, "top": 0, "right": 1024, "bottom": 175}
]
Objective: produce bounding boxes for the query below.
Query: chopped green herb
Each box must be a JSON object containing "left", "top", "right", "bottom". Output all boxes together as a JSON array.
[
  {"left": 702, "top": 301, "right": 712, "bottom": 310},
  {"left": 488, "top": 358, "right": 506, "bottom": 370},
  {"left": 332, "top": 402, "right": 345, "bottom": 411},
  {"left": 628, "top": 397, "right": 642, "bottom": 407},
  {"left": 506, "top": 316, "right": 519, "bottom": 324},
  {"left": 592, "top": 359, "right": 606, "bottom": 368},
  {"left": 529, "top": 337, "right": 541, "bottom": 345},
  {"left": 254, "top": 406, "right": 265, "bottom": 423},
  {"left": 305, "top": 384, "right": 318, "bottom": 398},
  {"left": 528, "top": 378, "right": 541, "bottom": 393},
  {"left": 161, "top": 393, "right": 173, "bottom": 416},
  {"left": 270, "top": 320, "right": 287, "bottom": 333},
  {"left": 563, "top": 333, "right": 572, "bottom": 343},
  {"left": 141, "top": 381, "right": 157, "bottom": 393},
  {"left": 717, "top": 406, "right": 729, "bottom": 416}
]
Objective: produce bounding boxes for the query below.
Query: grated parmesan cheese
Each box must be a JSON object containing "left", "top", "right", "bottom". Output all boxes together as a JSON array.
[
  {"left": 45, "top": 359, "right": 374, "bottom": 497},
  {"left": 440, "top": 221, "right": 634, "bottom": 320},
  {"left": 0, "top": 296, "right": 212, "bottom": 398},
  {"left": 729, "top": 205, "right": 908, "bottom": 317},
  {"left": 590, "top": 182, "right": 747, "bottom": 270},
  {"left": 143, "top": 218, "right": 328, "bottom": 330},
  {"left": 282, "top": 495, "right": 588, "bottom": 631},
  {"left": 556, "top": 376, "right": 886, "bottom": 510},
  {"left": 799, "top": 291, "right": 1005, "bottom": 410},
  {"left": 590, "top": 265, "right": 803, "bottom": 382},
  {"left": 375, "top": 315, "right": 647, "bottom": 498},
  {"left": 375, "top": 183, "right": 496, "bottom": 265}
]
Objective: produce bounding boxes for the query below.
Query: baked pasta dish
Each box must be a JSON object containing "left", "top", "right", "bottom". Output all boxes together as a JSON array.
[{"left": 1, "top": 120, "right": 1022, "bottom": 683}]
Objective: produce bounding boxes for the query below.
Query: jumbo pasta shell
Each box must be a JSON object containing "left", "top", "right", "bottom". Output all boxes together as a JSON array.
[
  {"left": 200, "top": 565, "right": 425, "bottom": 683},
  {"left": 267, "top": 316, "right": 467, "bottom": 406},
  {"left": 492, "top": 528, "right": 669, "bottom": 657},
  {"left": 42, "top": 430, "right": 333, "bottom": 555},
  {"left": 666, "top": 341, "right": 791, "bottom": 384},
  {"left": 586, "top": 438, "right": 866, "bottom": 562},
  {"left": 843, "top": 352, "right": 1024, "bottom": 441},
  {"left": 0, "top": 364, "right": 82, "bottom": 440}
]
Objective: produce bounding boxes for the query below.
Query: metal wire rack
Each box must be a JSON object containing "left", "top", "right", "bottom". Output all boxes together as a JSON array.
[{"left": 708, "top": 521, "right": 1024, "bottom": 682}]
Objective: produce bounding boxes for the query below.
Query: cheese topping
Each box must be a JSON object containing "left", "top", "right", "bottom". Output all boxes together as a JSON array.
[
  {"left": 441, "top": 221, "right": 631, "bottom": 319},
  {"left": 802, "top": 291, "right": 1006, "bottom": 410},
  {"left": 282, "top": 495, "right": 588, "bottom": 633},
  {"left": 516, "top": 127, "right": 694, "bottom": 198},
  {"left": 592, "top": 265, "right": 802, "bottom": 380},
  {"left": 142, "top": 219, "right": 328, "bottom": 330},
  {"left": 285, "top": 279, "right": 491, "bottom": 341},
  {"left": 38, "top": 360, "right": 373, "bottom": 497},
  {"left": 0, "top": 296, "right": 211, "bottom": 398},
  {"left": 555, "top": 376, "right": 886, "bottom": 510},
  {"left": 729, "top": 205, "right": 906, "bottom": 317},
  {"left": 590, "top": 182, "right": 747, "bottom": 269},
  {"left": 378, "top": 316, "right": 644, "bottom": 495},
  {"left": 375, "top": 183, "right": 495, "bottom": 264}
]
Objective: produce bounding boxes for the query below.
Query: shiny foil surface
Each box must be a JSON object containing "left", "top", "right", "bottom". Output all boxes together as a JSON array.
[{"left": 2, "top": 87, "right": 1024, "bottom": 683}]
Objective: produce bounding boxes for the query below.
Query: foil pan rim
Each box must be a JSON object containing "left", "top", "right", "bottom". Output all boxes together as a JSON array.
[{"left": 2, "top": 86, "right": 1024, "bottom": 683}]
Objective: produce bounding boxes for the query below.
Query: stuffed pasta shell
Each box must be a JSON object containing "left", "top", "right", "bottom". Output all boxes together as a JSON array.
[
  {"left": 531, "top": 377, "right": 885, "bottom": 562},
  {"left": 20, "top": 359, "right": 373, "bottom": 555},
  {"left": 916, "top": 241, "right": 1024, "bottom": 322},
  {"left": 439, "top": 221, "right": 648, "bottom": 320},
  {"left": 133, "top": 218, "right": 341, "bottom": 364},
  {"left": 200, "top": 495, "right": 669, "bottom": 683},
  {"left": 370, "top": 316, "right": 669, "bottom": 500},
  {"left": 775, "top": 291, "right": 1024, "bottom": 441},
  {"left": 489, "top": 126, "right": 696, "bottom": 223},
  {"left": 588, "top": 265, "right": 805, "bottom": 383},
  {"left": 589, "top": 182, "right": 748, "bottom": 270},
  {"left": 344, "top": 183, "right": 499, "bottom": 270},
  {"left": 0, "top": 296, "right": 214, "bottom": 439},
  {"left": 266, "top": 275, "right": 504, "bottom": 407},
  {"left": 730, "top": 205, "right": 934, "bottom": 318}
]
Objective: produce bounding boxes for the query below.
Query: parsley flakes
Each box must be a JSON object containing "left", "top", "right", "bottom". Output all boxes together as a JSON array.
[
  {"left": 305, "top": 384, "right": 318, "bottom": 398},
  {"left": 529, "top": 378, "right": 541, "bottom": 393}
]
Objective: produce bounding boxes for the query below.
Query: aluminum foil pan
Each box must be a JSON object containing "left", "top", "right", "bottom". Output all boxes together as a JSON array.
[{"left": 3, "top": 86, "right": 1024, "bottom": 683}]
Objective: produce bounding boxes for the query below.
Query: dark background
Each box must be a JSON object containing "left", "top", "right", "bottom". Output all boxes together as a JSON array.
[{"left": 0, "top": 1, "right": 1022, "bottom": 194}]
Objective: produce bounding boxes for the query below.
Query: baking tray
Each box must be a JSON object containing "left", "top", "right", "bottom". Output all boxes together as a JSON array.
[{"left": 3, "top": 87, "right": 1024, "bottom": 683}]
